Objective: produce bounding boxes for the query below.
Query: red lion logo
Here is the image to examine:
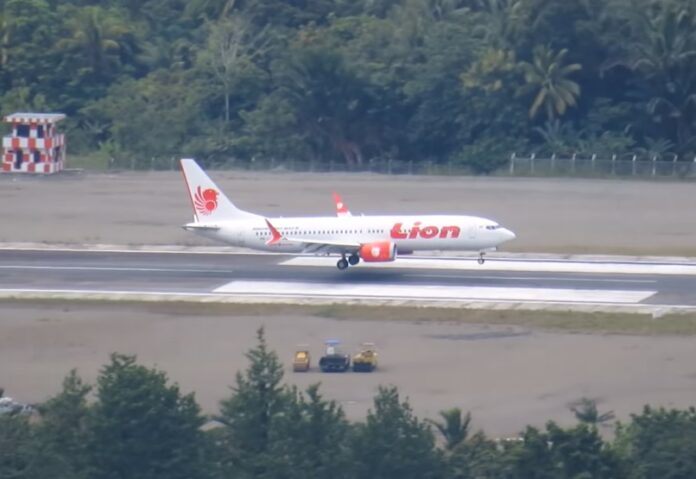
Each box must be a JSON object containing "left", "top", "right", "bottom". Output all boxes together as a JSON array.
[{"left": 194, "top": 186, "right": 219, "bottom": 215}]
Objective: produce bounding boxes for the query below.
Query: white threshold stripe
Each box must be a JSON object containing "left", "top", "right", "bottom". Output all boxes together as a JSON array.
[
  {"left": 0, "top": 265, "right": 223, "bottom": 274},
  {"left": 281, "top": 257, "right": 696, "bottom": 276},
  {"left": 213, "top": 281, "right": 655, "bottom": 304},
  {"left": 403, "top": 274, "right": 656, "bottom": 284}
]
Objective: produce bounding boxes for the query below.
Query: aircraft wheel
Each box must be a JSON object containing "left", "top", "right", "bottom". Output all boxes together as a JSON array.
[
  {"left": 348, "top": 254, "right": 360, "bottom": 266},
  {"left": 478, "top": 255, "right": 485, "bottom": 265},
  {"left": 337, "top": 258, "right": 349, "bottom": 270}
]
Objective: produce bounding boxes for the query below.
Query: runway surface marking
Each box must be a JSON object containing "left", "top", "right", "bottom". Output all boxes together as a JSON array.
[
  {"left": 281, "top": 257, "right": 696, "bottom": 275},
  {"left": 402, "top": 274, "right": 657, "bottom": 284},
  {"left": 0, "top": 265, "right": 225, "bottom": 274},
  {"left": 213, "top": 281, "right": 656, "bottom": 304}
]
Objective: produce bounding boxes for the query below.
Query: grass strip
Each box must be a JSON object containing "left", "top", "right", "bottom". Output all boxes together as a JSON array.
[{"left": 2, "top": 298, "right": 696, "bottom": 336}]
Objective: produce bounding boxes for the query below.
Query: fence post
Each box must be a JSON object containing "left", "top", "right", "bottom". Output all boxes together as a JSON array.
[
  {"left": 672, "top": 154, "right": 678, "bottom": 176},
  {"left": 408, "top": 160, "right": 413, "bottom": 175},
  {"left": 571, "top": 153, "right": 576, "bottom": 175},
  {"left": 530, "top": 152, "right": 535, "bottom": 175},
  {"left": 591, "top": 153, "right": 596, "bottom": 173},
  {"left": 611, "top": 154, "right": 616, "bottom": 175},
  {"left": 509, "top": 152, "right": 516, "bottom": 175},
  {"left": 651, "top": 155, "right": 657, "bottom": 177},
  {"left": 632, "top": 154, "right": 637, "bottom": 176},
  {"left": 550, "top": 153, "right": 556, "bottom": 173}
]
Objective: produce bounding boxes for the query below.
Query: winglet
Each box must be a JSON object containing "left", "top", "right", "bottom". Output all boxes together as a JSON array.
[
  {"left": 332, "top": 192, "right": 352, "bottom": 217},
  {"left": 265, "top": 219, "right": 283, "bottom": 245}
]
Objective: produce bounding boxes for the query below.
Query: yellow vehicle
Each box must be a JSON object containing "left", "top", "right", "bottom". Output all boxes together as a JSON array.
[
  {"left": 292, "top": 346, "right": 311, "bottom": 372},
  {"left": 352, "top": 342, "right": 378, "bottom": 372}
]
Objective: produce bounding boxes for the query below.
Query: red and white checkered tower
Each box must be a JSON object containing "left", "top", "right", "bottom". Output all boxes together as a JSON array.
[{"left": 2, "top": 112, "right": 66, "bottom": 174}]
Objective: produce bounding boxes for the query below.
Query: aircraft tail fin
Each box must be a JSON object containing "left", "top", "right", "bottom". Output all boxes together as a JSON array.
[
  {"left": 333, "top": 192, "right": 352, "bottom": 217},
  {"left": 180, "top": 159, "right": 259, "bottom": 222}
]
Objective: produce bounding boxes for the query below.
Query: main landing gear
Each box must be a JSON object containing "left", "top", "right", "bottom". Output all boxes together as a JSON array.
[
  {"left": 478, "top": 252, "right": 486, "bottom": 265},
  {"left": 337, "top": 254, "right": 360, "bottom": 270}
]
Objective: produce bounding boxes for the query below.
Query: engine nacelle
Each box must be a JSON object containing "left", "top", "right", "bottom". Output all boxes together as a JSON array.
[{"left": 359, "top": 241, "right": 397, "bottom": 262}]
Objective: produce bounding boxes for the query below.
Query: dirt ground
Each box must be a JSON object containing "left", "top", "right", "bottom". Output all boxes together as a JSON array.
[
  {"left": 0, "top": 170, "right": 695, "bottom": 255},
  {"left": 1, "top": 302, "right": 695, "bottom": 437},
  {"left": 1, "top": 170, "right": 695, "bottom": 436}
]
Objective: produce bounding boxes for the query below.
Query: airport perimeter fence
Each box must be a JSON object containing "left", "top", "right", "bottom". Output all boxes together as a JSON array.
[{"left": 109, "top": 152, "right": 696, "bottom": 179}]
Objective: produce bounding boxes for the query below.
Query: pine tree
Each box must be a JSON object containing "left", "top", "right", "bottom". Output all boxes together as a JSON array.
[
  {"left": 215, "top": 327, "right": 293, "bottom": 478},
  {"left": 88, "top": 353, "right": 208, "bottom": 479}
]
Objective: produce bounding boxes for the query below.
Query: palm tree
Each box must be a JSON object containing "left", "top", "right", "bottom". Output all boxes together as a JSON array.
[
  {"left": 603, "top": 0, "right": 696, "bottom": 152},
  {"left": 57, "top": 6, "right": 137, "bottom": 79},
  {"left": 518, "top": 45, "right": 582, "bottom": 121},
  {"left": 570, "top": 398, "right": 616, "bottom": 426},
  {"left": 184, "top": 0, "right": 237, "bottom": 20},
  {"left": 428, "top": 408, "right": 471, "bottom": 450}
]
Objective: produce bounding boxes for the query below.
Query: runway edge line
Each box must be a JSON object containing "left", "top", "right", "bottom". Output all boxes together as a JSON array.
[{"left": 0, "top": 289, "right": 693, "bottom": 316}]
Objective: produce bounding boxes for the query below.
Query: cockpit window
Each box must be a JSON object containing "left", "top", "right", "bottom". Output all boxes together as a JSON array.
[{"left": 485, "top": 224, "right": 500, "bottom": 230}]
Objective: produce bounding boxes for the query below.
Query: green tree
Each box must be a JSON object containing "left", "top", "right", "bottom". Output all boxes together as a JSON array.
[
  {"left": 350, "top": 386, "right": 443, "bottom": 479},
  {"left": 602, "top": 0, "right": 696, "bottom": 152},
  {"left": 570, "top": 397, "right": 616, "bottom": 426},
  {"left": 55, "top": 5, "right": 142, "bottom": 86},
  {"left": 448, "top": 430, "right": 506, "bottom": 479},
  {"left": 0, "top": 0, "right": 60, "bottom": 106},
  {"left": 518, "top": 45, "right": 582, "bottom": 121},
  {"left": 0, "top": 413, "right": 69, "bottom": 479},
  {"left": 82, "top": 69, "right": 207, "bottom": 162},
  {"left": 278, "top": 47, "right": 377, "bottom": 165},
  {"left": 429, "top": 408, "right": 471, "bottom": 451},
  {"left": 215, "top": 326, "right": 293, "bottom": 478},
  {"left": 36, "top": 370, "right": 92, "bottom": 479},
  {"left": 88, "top": 353, "right": 208, "bottom": 479},
  {"left": 614, "top": 406, "right": 696, "bottom": 479},
  {"left": 504, "top": 422, "right": 621, "bottom": 479},
  {"left": 200, "top": 16, "right": 269, "bottom": 123},
  {"left": 0, "top": 415, "right": 35, "bottom": 479},
  {"left": 272, "top": 384, "right": 351, "bottom": 479}
]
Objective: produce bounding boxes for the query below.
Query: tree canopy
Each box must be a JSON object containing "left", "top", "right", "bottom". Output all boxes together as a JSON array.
[
  {"left": 1, "top": 0, "right": 694, "bottom": 171},
  {"left": 3, "top": 329, "right": 696, "bottom": 478}
]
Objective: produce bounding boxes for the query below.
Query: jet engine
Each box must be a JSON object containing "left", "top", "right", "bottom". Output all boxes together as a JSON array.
[{"left": 358, "top": 241, "right": 397, "bottom": 262}]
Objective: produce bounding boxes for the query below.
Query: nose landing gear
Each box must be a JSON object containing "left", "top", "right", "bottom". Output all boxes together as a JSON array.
[{"left": 478, "top": 252, "right": 486, "bottom": 265}]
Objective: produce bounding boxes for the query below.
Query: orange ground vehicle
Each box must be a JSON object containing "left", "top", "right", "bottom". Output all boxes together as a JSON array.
[
  {"left": 292, "top": 346, "right": 311, "bottom": 372},
  {"left": 352, "top": 342, "right": 378, "bottom": 372}
]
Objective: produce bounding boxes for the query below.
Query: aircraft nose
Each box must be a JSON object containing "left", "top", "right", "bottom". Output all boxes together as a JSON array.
[{"left": 500, "top": 228, "right": 516, "bottom": 242}]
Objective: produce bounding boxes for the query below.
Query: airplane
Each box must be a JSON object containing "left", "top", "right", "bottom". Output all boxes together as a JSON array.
[{"left": 180, "top": 159, "right": 516, "bottom": 270}]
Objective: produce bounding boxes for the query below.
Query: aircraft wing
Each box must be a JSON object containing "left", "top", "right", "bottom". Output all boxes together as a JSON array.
[
  {"left": 287, "top": 237, "right": 361, "bottom": 255},
  {"left": 264, "top": 219, "right": 360, "bottom": 254}
]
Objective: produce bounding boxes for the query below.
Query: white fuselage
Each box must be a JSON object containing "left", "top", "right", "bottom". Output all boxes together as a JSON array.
[{"left": 186, "top": 214, "right": 515, "bottom": 253}]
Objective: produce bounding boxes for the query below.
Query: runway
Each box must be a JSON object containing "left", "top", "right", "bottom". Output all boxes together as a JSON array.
[{"left": 1, "top": 249, "right": 695, "bottom": 311}]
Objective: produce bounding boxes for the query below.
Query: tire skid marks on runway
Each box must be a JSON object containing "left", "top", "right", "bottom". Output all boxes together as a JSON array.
[
  {"left": 280, "top": 257, "right": 696, "bottom": 276},
  {"left": 213, "top": 281, "right": 656, "bottom": 304}
]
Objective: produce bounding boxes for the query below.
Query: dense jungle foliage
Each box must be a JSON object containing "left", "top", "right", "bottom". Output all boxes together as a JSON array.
[
  {"left": 2, "top": 328, "right": 696, "bottom": 479},
  {"left": 1, "top": 0, "right": 695, "bottom": 171}
]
